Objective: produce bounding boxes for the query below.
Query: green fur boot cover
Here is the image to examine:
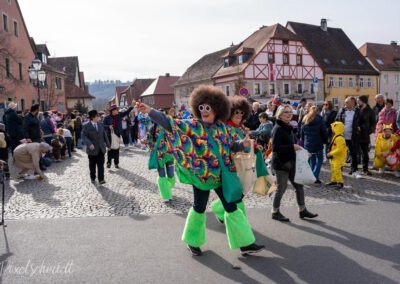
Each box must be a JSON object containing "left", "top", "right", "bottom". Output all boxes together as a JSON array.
[
  {"left": 210, "top": 199, "right": 225, "bottom": 222},
  {"left": 167, "top": 175, "right": 176, "bottom": 188},
  {"left": 182, "top": 208, "right": 206, "bottom": 247},
  {"left": 157, "top": 176, "right": 172, "bottom": 200},
  {"left": 225, "top": 209, "right": 255, "bottom": 249},
  {"left": 237, "top": 201, "right": 247, "bottom": 217}
]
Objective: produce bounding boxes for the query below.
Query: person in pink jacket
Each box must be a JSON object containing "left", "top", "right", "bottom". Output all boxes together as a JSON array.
[{"left": 375, "top": 99, "right": 398, "bottom": 136}]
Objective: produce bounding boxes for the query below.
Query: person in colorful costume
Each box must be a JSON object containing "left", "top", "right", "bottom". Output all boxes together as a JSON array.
[
  {"left": 139, "top": 85, "right": 264, "bottom": 256},
  {"left": 374, "top": 124, "right": 398, "bottom": 173},
  {"left": 144, "top": 108, "right": 176, "bottom": 201},
  {"left": 210, "top": 96, "right": 268, "bottom": 223},
  {"left": 326, "top": 121, "right": 347, "bottom": 190}
]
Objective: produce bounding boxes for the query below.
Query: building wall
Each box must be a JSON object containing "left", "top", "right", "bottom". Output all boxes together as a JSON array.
[
  {"left": 379, "top": 71, "right": 400, "bottom": 107},
  {"left": 42, "top": 70, "right": 66, "bottom": 112},
  {"left": 0, "top": 0, "right": 37, "bottom": 117},
  {"left": 174, "top": 79, "right": 214, "bottom": 109},
  {"left": 324, "top": 74, "right": 379, "bottom": 108}
]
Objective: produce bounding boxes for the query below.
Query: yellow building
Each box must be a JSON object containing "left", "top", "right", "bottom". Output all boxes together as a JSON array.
[{"left": 287, "top": 20, "right": 379, "bottom": 107}]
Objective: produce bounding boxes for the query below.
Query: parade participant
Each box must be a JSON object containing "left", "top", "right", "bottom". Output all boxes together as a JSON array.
[
  {"left": 144, "top": 108, "right": 176, "bottom": 202},
  {"left": 271, "top": 105, "right": 318, "bottom": 222},
  {"left": 139, "top": 85, "right": 264, "bottom": 256},
  {"left": 326, "top": 121, "right": 347, "bottom": 190},
  {"left": 81, "top": 110, "right": 110, "bottom": 184},
  {"left": 375, "top": 99, "right": 398, "bottom": 136},
  {"left": 13, "top": 142, "right": 51, "bottom": 180},
  {"left": 23, "top": 104, "right": 41, "bottom": 143},
  {"left": 138, "top": 111, "right": 152, "bottom": 149},
  {"left": 103, "top": 103, "right": 134, "bottom": 169},
  {"left": 374, "top": 124, "right": 398, "bottom": 174},
  {"left": 3, "top": 102, "right": 24, "bottom": 153}
]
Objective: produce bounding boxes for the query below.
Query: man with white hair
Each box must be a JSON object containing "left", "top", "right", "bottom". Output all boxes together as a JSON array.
[
  {"left": 244, "top": 102, "right": 262, "bottom": 130},
  {"left": 373, "top": 94, "right": 385, "bottom": 123},
  {"left": 3, "top": 102, "right": 24, "bottom": 153}
]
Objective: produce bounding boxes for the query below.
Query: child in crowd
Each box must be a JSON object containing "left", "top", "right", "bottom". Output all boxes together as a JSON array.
[
  {"left": 374, "top": 124, "right": 398, "bottom": 174},
  {"left": 51, "top": 128, "right": 66, "bottom": 162},
  {"left": 326, "top": 121, "right": 347, "bottom": 189}
]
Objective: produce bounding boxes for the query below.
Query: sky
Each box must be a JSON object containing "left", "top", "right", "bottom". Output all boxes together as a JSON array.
[{"left": 19, "top": 0, "right": 400, "bottom": 82}]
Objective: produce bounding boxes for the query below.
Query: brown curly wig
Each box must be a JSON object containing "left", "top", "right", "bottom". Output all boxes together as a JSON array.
[
  {"left": 189, "top": 85, "right": 231, "bottom": 122},
  {"left": 229, "top": 95, "right": 251, "bottom": 122}
]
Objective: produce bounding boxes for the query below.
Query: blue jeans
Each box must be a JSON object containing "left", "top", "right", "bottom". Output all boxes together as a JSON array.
[
  {"left": 309, "top": 149, "right": 324, "bottom": 180},
  {"left": 157, "top": 161, "right": 174, "bottom": 178}
]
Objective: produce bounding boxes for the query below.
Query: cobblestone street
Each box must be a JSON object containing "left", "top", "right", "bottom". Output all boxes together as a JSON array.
[{"left": 3, "top": 147, "right": 400, "bottom": 220}]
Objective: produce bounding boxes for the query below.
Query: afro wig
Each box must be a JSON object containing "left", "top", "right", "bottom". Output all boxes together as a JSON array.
[
  {"left": 189, "top": 85, "right": 231, "bottom": 122},
  {"left": 229, "top": 96, "right": 251, "bottom": 122}
]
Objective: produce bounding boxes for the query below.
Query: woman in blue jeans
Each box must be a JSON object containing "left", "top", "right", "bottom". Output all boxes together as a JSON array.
[{"left": 301, "top": 104, "right": 328, "bottom": 184}]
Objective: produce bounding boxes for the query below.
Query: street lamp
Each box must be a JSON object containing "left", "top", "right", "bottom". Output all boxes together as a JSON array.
[{"left": 28, "top": 58, "right": 46, "bottom": 111}]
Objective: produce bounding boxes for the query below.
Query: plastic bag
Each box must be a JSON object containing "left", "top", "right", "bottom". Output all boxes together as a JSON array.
[
  {"left": 294, "top": 148, "right": 315, "bottom": 185},
  {"left": 110, "top": 128, "right": 120, "bottom": 150}
]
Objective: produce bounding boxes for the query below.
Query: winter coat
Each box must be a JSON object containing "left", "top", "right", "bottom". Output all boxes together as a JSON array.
[
  {"left": 328, "top": 121, "right": 347, "bottom": 166},
  {"left": 250, "top": 122, "right": 273, "bottom": 142},
  {"left": 375, "top": 107, "right": 398, "bottom": 136},
  {"left": 301, "top": 115, "right": 328, "bottom": 153},
  {"left": 244, "top": 109, "right": 263, "bottom": 130},
  {"left": 271, "top": 119, "right": 296, "bottom": 171},
  {"left": 358, "top": 105, "right": 376, "bottom": 143},
  {"left": 40, "top": 118, "right": 55, "bottom": 137},
  {"left": 335, "top": 107, "right": 361, "bottom": 141},
  {"left": 373, "top": 103, "right": 385, "bottom": 124},
  {"left": 3, "top": 108, "right": 24, "bottom": 140},
  {"left": 103, "top": 107, "right": 133, "bottom": 136},
  {"left": 23, "top": 113, "right": 41, "bottom": 142},
  {"left": 320, "top": 109, "right": 337, "bottom": 139},
  {"left": 13, "top": 143, "right": 44, "bottom": 177}
]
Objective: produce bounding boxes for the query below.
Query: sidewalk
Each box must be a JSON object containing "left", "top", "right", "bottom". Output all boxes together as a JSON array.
[{"left": 0, "top": 201, "right": 399, "bottom": 283}]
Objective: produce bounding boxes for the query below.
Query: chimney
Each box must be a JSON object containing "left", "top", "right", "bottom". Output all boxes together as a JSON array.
[
  {"left": 320, "top": 18, "right": 327, "bottom": 32},
  {"left": 390, "top": 41, "right": 397, "bottom": 46},
  {"left": 165, "top": 73, "right": 170, "bottom": 77}
]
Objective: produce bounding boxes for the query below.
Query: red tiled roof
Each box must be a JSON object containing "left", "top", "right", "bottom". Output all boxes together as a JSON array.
[
  {"left": 141, "top": 75, "right": 180, "bottom": 97},
  {"left": 66, "top": 84, "right": 95, "bottom": 99},
  {"left": 359, "top": 42, "right": 400, "bottom": 71}
]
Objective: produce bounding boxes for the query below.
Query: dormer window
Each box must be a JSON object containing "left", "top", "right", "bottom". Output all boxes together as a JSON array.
[
  {"left": 41, "top": 53, "right": 47, "bottom": 64},
  {"left": 224, "top": 57, "right": 235, "bottom": 68},
  {"left": 238, "top": 54, "right": 250, "bottom": 64},
  {"left": 340, "top": 59, "right": 348, "bottom": 65},
  {"left": 323, "top": 58, "right": 330, "bottom": 64},
  {"left": 357, "top": 60, "right": 364, "bottom": 66},
  {"left": 394, "top": 59, "right": 400, "bottom": 65},
  {"left": 376, "top": 59, "right": 384, "bottom": 65}
]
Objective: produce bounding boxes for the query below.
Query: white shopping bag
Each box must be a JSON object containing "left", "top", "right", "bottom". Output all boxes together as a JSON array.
[
  {"left": 233, "top": 140, "right": 257, "bottom": 195},
  {"left": 294, "top": 148, "right": 315, "bottom": 185},
  {"left": 110, "top": 128, "right": 121, "bottom": 150}
]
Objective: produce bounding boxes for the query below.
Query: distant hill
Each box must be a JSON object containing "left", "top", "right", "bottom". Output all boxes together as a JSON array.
[{"left": 87, "top": 80, "right": 131, "bottom": 111}]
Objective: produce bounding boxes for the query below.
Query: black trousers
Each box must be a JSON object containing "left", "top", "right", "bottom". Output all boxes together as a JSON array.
[
  {"left": 359, "top": 142, "right": 370, "bottom": 172},
  {"left": 107, "top": 149, "right": 119, "bottom": 166},
  {"left": 346, "top": 140, "right": 359, "bottom": 172},
  {"left": 89, "top": 151, "right": 105, "bottom": 181},
  {"left": 193, "top": 186, "right": 237, "bottom": 214}
]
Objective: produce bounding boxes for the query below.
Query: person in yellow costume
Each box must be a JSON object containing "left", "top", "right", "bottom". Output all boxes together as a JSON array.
[
  {"left": 326, "top": 121, "right": 347, "bottom": 190},
  {"left": 374, "top": 124, "right": 398, "bottom": 173}
]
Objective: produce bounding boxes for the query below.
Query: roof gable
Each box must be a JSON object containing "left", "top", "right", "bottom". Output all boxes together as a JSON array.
[
  {"left": 142, "top": 75, "right": 180, "bottom": 97},
  {"left": 287, "top": 21, "right": 379, "bottom": 75},
  {"left": 47, "top": 56, "right": 80, "bottom": 85}
]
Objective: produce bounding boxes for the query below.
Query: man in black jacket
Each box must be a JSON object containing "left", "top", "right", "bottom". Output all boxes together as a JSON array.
[
  {"left": 372, "top": 94, "right": 385, "bottom": 124},
  {"left": 357, "top": 95, "right": 376, "bottom": 176},
  {"left": 244, "top": 102, "right": 263, "bottom": 130},
  {"left": 23, "top": 104, "right": 41, "bottom": 143},
  {"left": 336, "top": 97, "right": 361, "bottom": 177},
  {"left": 3, "top": 102, "right": 24, "bottom": 153}
]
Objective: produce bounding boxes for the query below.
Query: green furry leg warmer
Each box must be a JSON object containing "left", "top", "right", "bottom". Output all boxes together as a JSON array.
[
  {"left": 237, "top": 201, "right": 247, "bottom": 217},
  {"left": 157, "top": 176, "right": 172, "bottom": 200},
  {"left": 182, "top": 208, "right": 206, "bottom": 248},
  {"left": 210, "top": 199, "right": 225, "bottom": 222},
  {"left": 167, "top": 175, "right": 176, "bottom": 188},
  {"left": 225, "top": 209, "right": 255, "bottom": 249}
]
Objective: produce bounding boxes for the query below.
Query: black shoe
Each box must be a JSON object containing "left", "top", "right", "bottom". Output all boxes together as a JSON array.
[
  {"left": 363, "top": 170, "right": 372, "bottom": 176},
  {"left": 106, "top": 163, "right": 111, "bottom": 169},
  {"left": 314, "top": 180, "right": 322, "bottom": 185},
  {"left": 240, "top": 243, "right": 265, "bottom": 255},
  {"left": 326, "top": 182, "right": 338, "bottom": 186},
  {"left": 272, "top": 210, "right": 290, "bottom": 222},
  {"left": 115, "top": 165, "right": 119, "bottom": 169},
  {"left": 334, "top": 183, "right": 344, "bottom": 190},
  {"left": 187, "top": 245, "right": 202, "bottom": 256},
  {"left": 348, "top": 170, "right": 353, "bottom": 175},
  {"left": 299, "top": 208, "right": 318, "bottom": 219},
  {"left": 99, "top": 180, "right": 106, "bottom": 185},
  {"left": 91, "top": 179, "right": 96, "bottom": 184}
]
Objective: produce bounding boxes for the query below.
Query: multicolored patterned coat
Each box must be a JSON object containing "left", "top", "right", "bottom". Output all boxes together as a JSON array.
[{"left": 143, "top": 124, "right": 174, "bottom": 168}]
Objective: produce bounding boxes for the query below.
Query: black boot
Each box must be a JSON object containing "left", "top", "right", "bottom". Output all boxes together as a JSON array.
[
  {"left": 326, "top": 182, "right": 337, "bottom": 186},
  {"left": 299, "top": 208, "right": 318, "bottom": 219},
  {"left": 187, "top": 245, "right": 202, "bottom": 256},
  {"left": 240, "top": 243, "right": 265, "bottom": 255},
  {"left": 272, "top": 210, "right": 290, "bottom": 222}
]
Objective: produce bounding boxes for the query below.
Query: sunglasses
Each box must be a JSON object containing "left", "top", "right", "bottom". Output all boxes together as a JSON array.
[
  {"left": 234, "top": 110, "right": 244, "bottom": 115},
  {"left": 198, "top": 104, "right": 212, "bottom": 113}
]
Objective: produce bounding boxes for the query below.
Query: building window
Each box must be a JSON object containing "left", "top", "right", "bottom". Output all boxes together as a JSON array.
[
  {"left": 254, "top": 83, "right": 261, "bottom": 95},
  {"left": 359, "top": 78, "right": 364, "bottom": 88},
  {"left": 268, "top": 53, "right": 275, "bottom": 64},
  {"left": 20, "top": 99, "right": 25, "bottom": 111},
  {"left": 338, "top": 77, "right": 344, "bottom": 87},
  {"left": 283, "top": 54, "right": 289, "bottom": 65},
  {"left": 332, "top": 98, "right": 339, "bottom": 107},
  {"left": 328, "top": 77, "right": 334, "bottom": 88},
  {"left": 284, "top": 83, "right": 290, "bottom": 95},
  {"left": 348, "top": 77, "right": 354, "bottom": 88},
  {"left": 395, "top": 74, "right": 399, "bottom": 85},
  {"left": 18, "top": 63, "right": 22, "bottom": 80},
  {"left": 225, "top": 85, "right": 230, "bottom": 96},
  {"left": 238, "top": 54, "right": 249, "bottom": 64},
  {"left": 367, "top": 78, "right": 372, "bottom": 88},
  {"left": 383, "top": 74, "right": 388, "bottom": 84},
  {"left": 13, "top": 20, "right": 18, "bottom": 37},
  {"left": 297, "top": 83, "right": 303, "bottom": 94},
  {"left": 310, "top": 83, "right": 315, "bottom": 94},
  {"left": 376, "top": 59, "right": 384, "bottom": 65},
  {"left": 55, "top": 77, "right": 62, "bottom": 89},
  {"left": 3, "top": 13, "right": 8, "bottom": 32},
  {"left": 296, "top": 55, "right": 302, "bottom": 66},
  {"left": 269, "top": 83, "right": 275, "bottom": 95},
  {"left": 5, "top": 58, "right": 11, "bottom": 78}
]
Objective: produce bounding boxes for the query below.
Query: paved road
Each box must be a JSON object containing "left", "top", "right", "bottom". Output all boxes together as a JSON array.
[{"left": 3, "top": 147, "right": 400, "bottom": 219}]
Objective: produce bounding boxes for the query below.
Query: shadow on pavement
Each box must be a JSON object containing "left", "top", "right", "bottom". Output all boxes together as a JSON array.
[
  {"left": 0, "top": 226, "right": 13, "bottom": 283},
  {"left": 13, "top": 181, "right": 61, "bottom": 207}
]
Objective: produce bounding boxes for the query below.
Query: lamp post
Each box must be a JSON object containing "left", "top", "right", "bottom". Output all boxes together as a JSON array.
[{"left": 28, "top": 58, "right": 46, "bottom": 111}]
